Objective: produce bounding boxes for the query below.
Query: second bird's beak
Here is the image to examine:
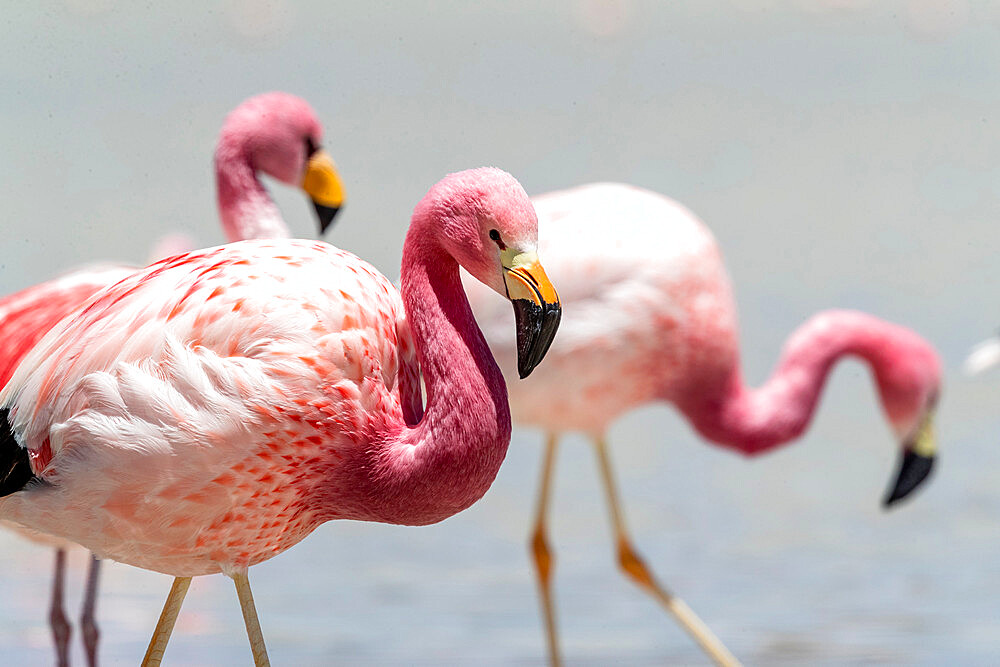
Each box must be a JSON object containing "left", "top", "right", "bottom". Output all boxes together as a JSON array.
[
  {"left": 883, "top": 409, "right": 937, "bottom": 508},
  {"left": 501, "top": 249, "right": 561, "bottom": 378},
  {"left": 302, "top": 149, "right": 346, "bottom": 234}
]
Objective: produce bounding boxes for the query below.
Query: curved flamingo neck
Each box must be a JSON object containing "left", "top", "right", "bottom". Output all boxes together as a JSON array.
[
  {"left": 356, "top": 212, "right": 511, "bottom": 525},
  {"left": 215, "top": 141, "right": 291, "bottom": 242},
  {"left": 675, "top": 310, "right": 939, "bottom": 456}
]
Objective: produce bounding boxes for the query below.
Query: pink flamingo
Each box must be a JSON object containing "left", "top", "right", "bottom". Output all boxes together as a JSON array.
[
  {"left": 0, "top": 91, "right": 345, "bottom": 667},
  {"left": 0, "top": 167, "right": 561, "bottom": 665},
  {"left": 464, "top": 182, "right": 941, "bottom": 666}
]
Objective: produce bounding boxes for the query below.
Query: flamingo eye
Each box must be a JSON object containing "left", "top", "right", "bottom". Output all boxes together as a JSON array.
[
  {"left": 489, "top": 229, "right": 506, "bottom": 249},
  {"left": 305, "top": 137, "right": 319, "bottom": 159}
]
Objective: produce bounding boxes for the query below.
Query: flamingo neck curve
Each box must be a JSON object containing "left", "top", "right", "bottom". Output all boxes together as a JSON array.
[
  {"left": 674, "top": 310, "right": 939, "bottom": 456},
  {"left": 215, "top": 140, "right": 291, "bottom": 242},
  {"left": 353, "top": 210, "right": 512, "bottom": 525}
]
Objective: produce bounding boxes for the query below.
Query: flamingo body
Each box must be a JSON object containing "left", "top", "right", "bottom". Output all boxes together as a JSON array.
[
  {"left": 0, "top": 168, "right": 561, "bottom": 610},
  {"left": 467, "top": 182, "right": 941, "bottom": 450},
  {"left": 0, "top": 167, "right": 563, "bottom": 663}
]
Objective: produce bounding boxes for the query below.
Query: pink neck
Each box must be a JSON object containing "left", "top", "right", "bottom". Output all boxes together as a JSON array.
[
  {"left": 674, "top": 310, "right": 939, "bottom": 456},
  {"left": 344, "top": 213, "right": 511, "bottom": 525},
  {"left": 215, "top": 143, "right": 291, "bottom": 242}
]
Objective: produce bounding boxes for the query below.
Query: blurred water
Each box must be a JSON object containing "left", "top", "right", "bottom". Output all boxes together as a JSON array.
[{"left": 2, "top": 1, "right": 1000, "bottom": 664}]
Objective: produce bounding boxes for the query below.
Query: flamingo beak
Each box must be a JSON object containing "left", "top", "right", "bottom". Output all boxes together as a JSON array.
[
  {"left": 301, "top": 149, "right": 346, "bottom": 234},
  {"left": 883, "top": 410, "right": 936, "bottom": 508},
  {"left": 502, "top": 250, "right": 561, "bottom": 378}
]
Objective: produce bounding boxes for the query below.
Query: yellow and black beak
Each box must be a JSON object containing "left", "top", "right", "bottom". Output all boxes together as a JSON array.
[
  {"left": 883, "top": 409, "right": 937, "bottom": 508},
  {"left": 501, "top": 249, "right": 561, "bottom": 378},
  {"left": 301, "top": 149, "right": 346, "bottom": 233}
]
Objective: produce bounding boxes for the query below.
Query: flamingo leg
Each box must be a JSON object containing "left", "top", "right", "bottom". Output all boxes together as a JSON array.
[
  {"left": 141, "top": 576, "right": 192, "bottom": 667},
  {"left": 529, "top": 433, "right": 561, "bottom": 667},
  {"left": 80, "top": 554, "right": 101, "bottom": 667},
  {"left": 50, "top": 548, "right": 71, "bottom": 667},
  {"left": 592, "top": 436, "right": 740, "bottom": 667},
  {"left": 232, "top": 572, "right": 270, "bottom": 667}
]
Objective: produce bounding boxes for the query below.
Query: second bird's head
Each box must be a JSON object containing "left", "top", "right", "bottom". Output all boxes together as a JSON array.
[
  {"left": 413, "top": 167, "right": 562, "bottom": 379},
  {"left": 880, "top": 332, "right": 941, "bottom": 509},
  {"left": 216, "top": 92, "right": 346, "bottom": 237}
]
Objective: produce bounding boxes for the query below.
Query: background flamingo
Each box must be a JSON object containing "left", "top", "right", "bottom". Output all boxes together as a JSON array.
[
  {"left": 0, "top": 91, "right": 344, "bottom": 666},
  {"left": 464, "top": 182, "right": 941, "bottom": 666},
  {"left": 0, "top": 168, "right": 560, "bottom": 665},
  {"left": 964, "top": 335, "right": 1000, "bottom": 376}
]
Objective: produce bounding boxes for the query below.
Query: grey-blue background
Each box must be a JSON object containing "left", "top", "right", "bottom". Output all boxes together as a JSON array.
[{"left": 1, "top": 1, "right": 998, "bottom": 664}]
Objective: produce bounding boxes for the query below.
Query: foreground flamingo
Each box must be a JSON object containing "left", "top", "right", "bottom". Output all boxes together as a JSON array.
[
  {"left": 465, "top": 182, "right": 941, "bottom": 666},
  {"left": 0, "top": 167, "right": 561, "bottom": 665},
  {"left": 0, "top": 90, "right": 345, "bottom": 666}
]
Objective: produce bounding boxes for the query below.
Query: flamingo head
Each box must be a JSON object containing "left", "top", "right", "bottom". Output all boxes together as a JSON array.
[
  {"left": 420, "top": 167, "right": 562, "bottom": 378},
  {"left": 217, "top": 92, "right": 346, "bottom": 233},
  {"left": 879, "top": 336, "right": 941, "bottom": 508}
]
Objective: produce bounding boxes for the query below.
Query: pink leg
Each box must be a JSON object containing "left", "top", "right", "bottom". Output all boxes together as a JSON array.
[
  {"left": 80, "top": 554, "right": 101, "bottom": 667},
  {"left": 233, "top": 572, "right": 271, "bottom": 667},
  {"left": 592, "top": 436, "right": 740, "bottom": 667},
  {"left": 529, "top": 433, "right": 561, "bottom": 667},
  {"left": 141, "top": 576, "right": 192, "bottom": 667},
  {"left": 50, "top": 548, "right": 71, "bottom": 667}
]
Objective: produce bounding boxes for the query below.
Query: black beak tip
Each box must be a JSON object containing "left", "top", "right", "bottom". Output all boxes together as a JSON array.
[
  {"left": 512, "top": 299, "right": 562, "bottom": 379},
  {"left": 882, "top": 450, "right": 935, "bottom": 509},
  {"left": 314, "top": 203, "right": 343, "bottom": 234}
]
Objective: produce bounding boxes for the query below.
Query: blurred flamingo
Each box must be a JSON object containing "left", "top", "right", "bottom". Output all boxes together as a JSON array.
[
  {"left": 465, "top": 182, "right": 941, "bottom": 666},
  {"left": 0, "top": 168, "right": 561, "bottom": 665},
  {"left": 0, "top": 91, "right": 344, "bottom": 667},
  {"left": 964, "top": 334, "right": 1000, "bottom": 375}
]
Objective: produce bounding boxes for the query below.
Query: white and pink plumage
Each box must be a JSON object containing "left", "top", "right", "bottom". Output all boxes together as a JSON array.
[
  {"left": 0, "top": 167, "right": 561, "bottom": 665},
  {"left": 465, "top": 182, "right": 941, "bottom": 666},
  {"left": 0, "top": 91, "right": 344, "bottom": 666}
]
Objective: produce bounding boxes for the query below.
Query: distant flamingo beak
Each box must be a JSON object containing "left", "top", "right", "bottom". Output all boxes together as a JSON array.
[
  {"left": 313, "top": 202, "right": 342, "bottom": 233},
  {"left": 883, "top": 410, "right": 937, "bottom": 508},
  {"left": 301, "top": 149, "right": 346, "bottom": 234},
  {"left": 502, "top": 251, "right": 561, "bottom": 378}
]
